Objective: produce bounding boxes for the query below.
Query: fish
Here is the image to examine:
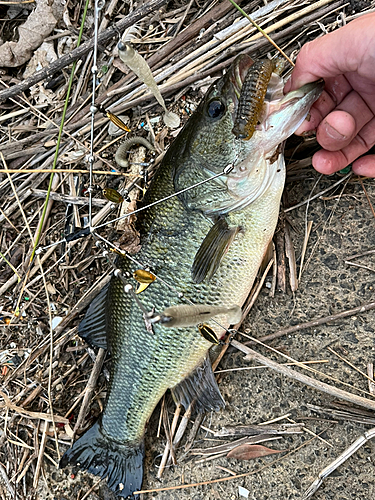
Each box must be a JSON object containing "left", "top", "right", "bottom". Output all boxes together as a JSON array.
[{"left": 59, "top": 54, "right": 323, "bottom": 498}]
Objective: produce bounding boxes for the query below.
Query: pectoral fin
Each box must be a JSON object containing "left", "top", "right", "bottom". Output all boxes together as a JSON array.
[
  {"left": 78, "top": 282, "right": 109, "bottom": 349},
  {"left": 171, "top": 356, "right": 225, "bottom": 412},
  {"left": 192, "top": 218, "right": 240, "bottom": 283}
]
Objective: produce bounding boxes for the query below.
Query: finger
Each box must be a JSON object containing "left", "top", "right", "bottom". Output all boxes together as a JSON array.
[
  {"left": 317, "top": 90, "right": 373, "bottom": 151},
  {"left": 312, "top": 116, "right": 375, "bottom": 174},
  {"left": 286, "top": 14, "right": 375, "bottom": 90},
  {"left": 292, "top": 78, "right": 352, "bottom": 136},
  {"left": 316, "top": 111, "right": 356, "bottom": 151},
  {"left": 352, "top": 155, "right": 375, "bottom": 178}
]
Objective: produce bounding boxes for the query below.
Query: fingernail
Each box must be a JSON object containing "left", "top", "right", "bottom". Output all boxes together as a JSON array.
[{"left": 324, "top": 121, "right": 346, "bottom": 141}]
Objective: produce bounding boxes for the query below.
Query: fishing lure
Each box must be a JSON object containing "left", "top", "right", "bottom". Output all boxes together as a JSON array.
[
  {"left": 232, "top": 58, "right": 279, "bottom": 140},
  {"left": 115, "top": 136, "right": 155, "bottom": 169},
  {"left": 133, "top": 269, "right": 156, "bottom": 294},
  {"left": 98, "top": 105, "right": 131, "bottom": 132},
  {"left": 154, "top": 304, "right": 242, "bottom": 328},
  {"left": 117, "top": 41, "right": 180, "bottom": 129},
  {"left": 198, "top": 323, "right": 220, "bottom": 345},
  {"left": 102, "top": 187, "right": 124, "bottom": 204}
]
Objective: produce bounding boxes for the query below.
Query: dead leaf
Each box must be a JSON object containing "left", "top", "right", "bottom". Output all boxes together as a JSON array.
[
  {"left": 0, "top": 0, "right": 62, "bottom": 68},
  {"left": 227, "top": 444, "right": 285, "bottom": 460}
]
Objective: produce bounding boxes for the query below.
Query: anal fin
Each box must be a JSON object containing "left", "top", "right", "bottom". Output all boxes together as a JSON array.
[
  {"left": 192, "top": 217, "right": 240, "bottom": 283},
  {"left": 171, "top": 356, "right": 225, "bottom": 413},
  {"left": 78, "top": 282, "right": 109, "bottom": 349}
]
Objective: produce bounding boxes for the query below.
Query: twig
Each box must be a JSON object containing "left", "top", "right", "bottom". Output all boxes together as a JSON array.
[
  {"left": 73, "top": 347, "right": 106, "bottom": 438},
  {"left": 228, "top": 0, "right": 294, "bottom": 65},
  {"left": 157, "top": 404, "right": 182, "bottom": 478},
  {"left": 368, "top": 363, "right": 375, "bottom": 395},
  {"left": 299, "top": 220, "right": 313, "bottom": 281},
  {"left": 284, "top": 223, "right": 298, "bottom": 292},
  {"left": 37, "top": 253, "right": 60, "bottom": 460},
  {"left": 0, "top": 169, "right": 135, "bottom": 176},
  {"left": 33, "top": 420, "right": 48, "bottom": 488},
  {"left": 302, "top": 427, "right": 375, "bottom": 500},
  {"left": 30, "top": 189, "right": 107, "bottom": 207},
  {"left": 284, "top": 173, "right": 352, "bottom": 212},
  {"left": 327, "top": 347, "right": 375, "bottom": 384},
  {"left": 345, "top": 261, "right": 375, "bottom": 273},
  {"left": 135, "top": 430, "right": 328, "bottom": 495},
  {"left": 231, "top": 339, "right": 375, "bottom": 412},
  {"left": 0, "top": 463, "right": 15, "bottom": 497},
  {"left": 251, "top": 301, "right": 375, "bottom": 344},
  {"left": 79, "top": 479, "right": 102, "bottom": 500},
  {"left": 237, "top": 258, "right": 274, "bottom": 324},
  {"left": 360, "top": 178, "right": 375, "bottom": 218},
  {"left": 0, "top": 391, "right": 68, "bottom": 424}
]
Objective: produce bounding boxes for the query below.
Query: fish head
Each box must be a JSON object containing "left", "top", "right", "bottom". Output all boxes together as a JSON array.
[
  {"left": 170, "top": 55, "right": 256, "bottom": 176},
  {"left": 172, "top": 56, "right": 323, "bottom": 214}
]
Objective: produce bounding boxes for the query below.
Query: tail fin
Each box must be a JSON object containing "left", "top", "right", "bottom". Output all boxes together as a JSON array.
[{"left": 60, "top": 421, "right": 144, "bottom": 498}]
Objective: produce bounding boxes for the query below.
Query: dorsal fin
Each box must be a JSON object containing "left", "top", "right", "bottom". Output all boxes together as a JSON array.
[
  {"left": 171, "top": 356, "right": 225, "bottom": 413},
  {"left": 192, "top": 217, "right": 239, "bottom": 283},
  {"left": 78, "top": 282, "right": 110, "bottom": 349}
]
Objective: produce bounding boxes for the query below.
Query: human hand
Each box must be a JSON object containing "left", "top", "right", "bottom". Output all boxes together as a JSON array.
[{"left": 284, "top": 12, "right": 375, "bottom": 177}]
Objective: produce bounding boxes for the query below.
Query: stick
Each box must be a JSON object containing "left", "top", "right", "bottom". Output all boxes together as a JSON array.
[
  {"left": 0, "top": 391, "right": 68, "bottom": 423},
  {"left": 157, "top": 404, "right": 182, "bottom": 478},
  {"left": 302, "top": 427, "right": 375, "bottom": 500},
  {"left": 251, "top": 301, "right": 375, "bottom": 344},
  {"left": 231, "top": 340, "right": 375, "bottom": 412},
  {"left": 33, "top": 420, "right": 48, "bottom": 488},
  {"left": 73, "top": 347, "right": 106, "bottom": 438}
]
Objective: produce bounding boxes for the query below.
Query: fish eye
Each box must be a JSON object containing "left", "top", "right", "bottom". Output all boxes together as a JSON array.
[{"left": 207, "top": 99, "right": 226, "bottom": 119}]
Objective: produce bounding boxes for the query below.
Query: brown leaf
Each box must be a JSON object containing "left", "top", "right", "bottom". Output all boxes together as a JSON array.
[
  {"left": 227, "top": 444, "right": 285, "bottom": 460},
  {"left": 0, "top": 0, "right": 60, "bottom": 68}
]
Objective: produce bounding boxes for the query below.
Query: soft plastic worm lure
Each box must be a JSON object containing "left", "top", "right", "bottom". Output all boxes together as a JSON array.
[
  {"left": 115, "top": 136, "right": 155, "bottom": 169},
  {"left": 154, "top": 304, "right": 242, "bottom": 328},
  {"left": 118, "top": 41, "right": 180, "bottom": 129},
  {"left": 232, "top": 59, "right": 276, "bottom": 140}
]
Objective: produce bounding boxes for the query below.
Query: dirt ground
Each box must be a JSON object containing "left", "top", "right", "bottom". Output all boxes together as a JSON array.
[{"left": 1, "top": 1, "right": 375, "bottom": 500}]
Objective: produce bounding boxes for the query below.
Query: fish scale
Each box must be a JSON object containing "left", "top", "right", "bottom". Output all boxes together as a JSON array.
[{"left": 60, "top": 54, "right": 323, "bottom": 498}]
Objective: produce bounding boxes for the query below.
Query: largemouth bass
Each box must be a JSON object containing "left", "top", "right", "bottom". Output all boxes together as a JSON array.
[{"left": 60, "top": 55, "right": 323, "bottom": 498}]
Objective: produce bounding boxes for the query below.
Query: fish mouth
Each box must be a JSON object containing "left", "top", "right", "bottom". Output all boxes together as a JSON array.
[{"left": 279, "top": 79, "right": 325, "bottom": 109}]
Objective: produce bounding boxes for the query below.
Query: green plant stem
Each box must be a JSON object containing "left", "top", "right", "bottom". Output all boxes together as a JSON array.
[{"left": 227, "top": 0, "right": 295, "bottom": 66}]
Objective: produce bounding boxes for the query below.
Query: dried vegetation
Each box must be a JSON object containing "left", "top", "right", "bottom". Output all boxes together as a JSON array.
[{"left": 0, "top": 0, "right": 375, "bottom": 499}]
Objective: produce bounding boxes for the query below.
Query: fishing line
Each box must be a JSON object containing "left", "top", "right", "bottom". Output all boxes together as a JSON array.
[
  {"left": 88, "top": 0, "right": 105, "bottom": 227},
  {"left": 93, "top": 162, "right": 235, "bottom": 231},
  {"left": 36, "top": 161, "right": 236, "bottom": 252}
]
